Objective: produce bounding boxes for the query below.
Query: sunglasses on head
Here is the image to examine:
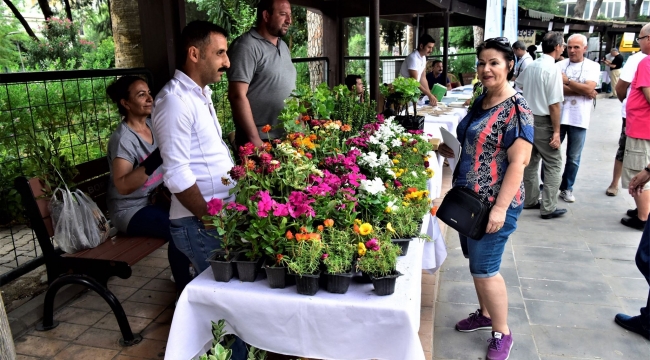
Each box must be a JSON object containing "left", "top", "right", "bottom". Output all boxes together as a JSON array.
[{"left": 485, "top": 37, "right": 510, "bottom": 45}]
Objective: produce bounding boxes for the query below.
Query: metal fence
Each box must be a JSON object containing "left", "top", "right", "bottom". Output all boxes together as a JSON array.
[
  {"left": 0, "top": 68, "right": 152, "bottom": 286},
  {"left": 344, "top": 53, "right": 477, "bottom": 85}
]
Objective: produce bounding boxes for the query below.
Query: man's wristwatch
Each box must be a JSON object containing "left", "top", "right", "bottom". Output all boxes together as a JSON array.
[{"left": 645, "top": 166, "right": 650, "bottom": 173}]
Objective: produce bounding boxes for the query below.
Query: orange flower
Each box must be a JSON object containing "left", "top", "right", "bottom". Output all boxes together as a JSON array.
[
  {"left": 295, "top": 120, "right": 301, "bottom": 124},
  {"left": 276, "top": 254, "right": 284, "bottom": 263},
  {"left": 261, "top": 124, "right": 272, "bottom": 133},
  {"left": 286, "top": 230, "right": 294, "bottom": 240},
  {"left": 309, "top": 134, "right": 317, "bottom": 141},
  {"left": 341, "top": 124, "right": 351, "bottom": 131},
  {"left": 317, "top": 225, "right": 324, "bottom": 232},
  {"left": 406, "top": 187, "right": 418, "bottom": 194},
  {"left": 246, "top": 159, "right": 256, "bottom": 170},
  {"left": 353, "top": 223, "right": 360, "bottom": 234},
  {"left": 262, "top": 142, "right": 272, "bottom": 152},
  {"left": 300, "top": 227, "right": 307, "bottom": 234},
  {"left": 308, "top": 233, "right": 321, "bottom": 241},
  {"left": 324, "top": 219, "right": 334, "bottom": 227},
  {"left": 430, "top": 206, "right": 439, "bottom": 216},
  {"left": 295, "top": 233, "right": 306, "bottom": 241},
  {"left": 302, "top": 115, "right": 310, "bottom": 121},
  {"left": 334, "top": 120, "right": 342, "bottom": 126}
]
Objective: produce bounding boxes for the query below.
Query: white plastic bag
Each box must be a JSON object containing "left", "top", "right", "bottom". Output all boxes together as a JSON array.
[{"left": 49, "top": 186, "right": 109, "bottom": 254}]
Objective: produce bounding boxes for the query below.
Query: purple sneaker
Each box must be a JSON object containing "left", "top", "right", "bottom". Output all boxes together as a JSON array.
[
  {"left": 455, "top": 309, "right": 492, "bottom": 332},
  {"left": 486, "top": 331, "right": 514, "bottom": 360}
]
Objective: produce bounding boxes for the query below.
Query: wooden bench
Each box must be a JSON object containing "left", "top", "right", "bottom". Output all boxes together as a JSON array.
[{"left": 14, "top": 157, "right": 166, "bottom": 346}]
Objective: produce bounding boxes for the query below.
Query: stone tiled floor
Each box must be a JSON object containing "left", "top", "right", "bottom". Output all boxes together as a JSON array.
[{"left": 433, "top": 98, "right": 650, "bottom": 359}]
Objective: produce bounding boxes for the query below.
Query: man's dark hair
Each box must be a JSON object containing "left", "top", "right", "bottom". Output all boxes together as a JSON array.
[
  {"left": 541, "top": 31, "right": 564, "bottom": 54},
  {"left": 106, "top": 75, "right": 147, "bottom": 116},
  {"left": 431, "top": 59, "right": 442, "bottom": 67},
  {"left": 418, "top": 34, "right": 435, "bottom": 50},
  {"left": 527, "top": 45, "right": 537, "bottom": 59},
  {"left": 177, "top": 20, "right": 229, "bottom": 69},
  {"left": 476, "top": 39, "right": 516, "bottom": 81},
  {"left": 344, "top": 74, "right": 362, "bottom": 90},
  {"left": 512, "top": 41, "right": 526, "bottom": 50},
  {"left": 256, "top": 0, "right": 275, "bottom": 25}
]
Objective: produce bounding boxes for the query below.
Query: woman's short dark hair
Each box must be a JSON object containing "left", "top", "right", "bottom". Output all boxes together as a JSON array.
[
  {"left": 344, "top": 74, "right": 361, "bottom": 90},
  {"left": 177, "top": 20, "right": 229, "bottom": 69},
  {"left": 541, "top": 31, "right": 564, "bottom": 54},
  {"left": 106, "top": 76, "right": 146, "bottom": 117},
  {"left": 476, "top": 39, "right": 515, "bottom": 81}
]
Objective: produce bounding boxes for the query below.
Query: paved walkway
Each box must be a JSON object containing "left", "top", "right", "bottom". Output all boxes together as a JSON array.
[{"left": 434, "top": 98, "right": 650, "bottom": 359}]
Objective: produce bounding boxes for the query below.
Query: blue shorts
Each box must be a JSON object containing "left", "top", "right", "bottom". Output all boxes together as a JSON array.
[{"left": 460, "top": 205, "right": 522, "bottom": 278}]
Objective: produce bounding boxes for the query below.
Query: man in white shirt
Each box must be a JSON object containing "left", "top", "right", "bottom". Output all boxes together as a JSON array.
[
  {"left": 512, "top": 41, "right": 533, "bottom": 93},
  {"left": 516, "top": 31, "right": 567, "bottom": 219},
  {"left": 399, "top": 34, "right": 438, "bottom": 106},
  {"left": 151, "top": 21, "right": 236, "bottom": 275},
  {"left": 606, "top": 50, "right": 647, "bottom": 197},
  {"left": 556, "top": 34, "right": 600, "bottom": 203}
]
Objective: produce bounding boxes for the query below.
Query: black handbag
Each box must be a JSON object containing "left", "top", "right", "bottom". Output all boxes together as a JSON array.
[{"left": 437, "top": 96, "right": 522, "bottom": 240}]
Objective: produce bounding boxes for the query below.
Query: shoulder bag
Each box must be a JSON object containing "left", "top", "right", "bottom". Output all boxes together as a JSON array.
[{"left": 437, "top": 96, "right": 522, "bottom": 240}]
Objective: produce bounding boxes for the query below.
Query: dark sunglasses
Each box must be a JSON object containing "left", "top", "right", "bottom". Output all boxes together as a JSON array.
[{"left": 485, "top": 37, "right": 510, "bottom": 45}]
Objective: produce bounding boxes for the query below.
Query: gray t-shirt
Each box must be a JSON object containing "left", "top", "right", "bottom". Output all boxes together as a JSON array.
[
  {"left": 106, "top": 119, "right": 163, "bottom": 233},
  {"left": 227, "top": 28, "right": 296, "bottom": 142}
]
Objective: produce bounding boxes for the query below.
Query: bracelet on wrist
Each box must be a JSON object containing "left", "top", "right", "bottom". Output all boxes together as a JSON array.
[{"left": 644, "top": 166, "right": 650, "bottom": 173}]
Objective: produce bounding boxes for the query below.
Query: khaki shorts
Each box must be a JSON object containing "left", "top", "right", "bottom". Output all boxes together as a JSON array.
[{"left": 622, "top": 137, "right": 650, "bottom": 191}]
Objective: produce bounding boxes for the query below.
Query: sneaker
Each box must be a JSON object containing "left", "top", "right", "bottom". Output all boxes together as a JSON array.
[
  {"left": 560, "top": 190, "right": 575, "bottom": 202},
  {"left": 455, "top": 309, "right": 492, "bottom": 332},
  {"left": 614, "top": 313, "right": 650, "bottom": 340},
  {"left": 486, "top": 331, "right": 514, "bottom": 360}
]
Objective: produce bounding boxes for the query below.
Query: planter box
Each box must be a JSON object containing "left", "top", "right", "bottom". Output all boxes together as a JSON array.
[
  {"left": 208, "top": 251, "right": 234, "bottom": 282},
  {"left": 391, "top": 238, "right": 413, "bottom": 256},
  {"left": 294, "top": 271, "right": 320, "bottom": 296},
  {"left": 370, "top": 271, "right": 403, "bottom": 296},
  {"left": 325, "top": 272, "right": 353, "bottom": 294},
  {"left": 394, "top": 115, "right": 424, "bottom": 131},
  {"left": 264, "top": 262, "right": 288, "bottom": 289},
  {"left": 233, "top": 253, "right": 262, "bottom": 282}
]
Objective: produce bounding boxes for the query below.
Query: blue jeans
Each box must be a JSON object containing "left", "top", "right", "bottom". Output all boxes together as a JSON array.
[
  {"left": 637, "top": 217, "right": 650, "bottom": 328},
  {"left": 461, "top": 205, "right": 523, "bottom": 278},
  {"left": 169, "top": 216, "right": 222, "bottom": 274},
  {"left": 126, "top": 205, "right": 192, "bottom": 294},
  {"left": 559, "top": 124, "right": 587, "bottom": 191}
]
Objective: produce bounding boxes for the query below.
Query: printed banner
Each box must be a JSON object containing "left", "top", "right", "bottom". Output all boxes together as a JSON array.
[
  {"left": 518, "top": 29, "right": 536, "bottom": 48},
  {"left": 503, "top": 0, "right": 518, "bottom": 45},
  {"left": 485, "top": 0, "right": 503, "bottom": 39}
]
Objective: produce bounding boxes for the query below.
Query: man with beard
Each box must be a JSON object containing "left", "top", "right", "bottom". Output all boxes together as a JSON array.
[
  {"left": 228, "top": 0, "right": 297, "bottom": 147},
  {"left": 399, "top": 34, "right": 438, "bottom": 106}
]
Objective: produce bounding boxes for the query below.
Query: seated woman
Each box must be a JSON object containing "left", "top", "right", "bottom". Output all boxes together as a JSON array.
[{"left": 105, "top": 76, "right": 192, "bottom": 294}]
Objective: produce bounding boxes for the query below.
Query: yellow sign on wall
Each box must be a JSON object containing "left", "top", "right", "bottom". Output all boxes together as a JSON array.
[{"left": 619, "top": 32, "right": 640, "bottom": 53}]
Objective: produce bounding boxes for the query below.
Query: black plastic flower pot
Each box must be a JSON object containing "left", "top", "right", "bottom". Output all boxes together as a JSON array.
[
  {"left": 391, "top": 238, "right": 413, "bottom": 256},
  {"left": 370, "top": 271, "right": 403, "bottom": 296},
  {"left": 325, "top": 272, "right": 353, "bottom": 294},
  {"left": 234, "top": 253, "right": 262, "bottom": 282},
  {"left": 394, "top": 115, "right": 425, "bottom": 131},
  {"left": 353, "top": 271, "right": 373, "bottom": 284},
  {"left": 208, "top": 251, "right": 234, "bottom": 282},
  {"left": 295, "top": 271, "right": 320, "bottom": 296},
  {"left": 264, "top": 263, "right": 287, "bottom": 289}
]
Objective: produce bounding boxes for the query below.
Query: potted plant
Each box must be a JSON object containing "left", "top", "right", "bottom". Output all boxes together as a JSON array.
[
  {"left": 380, "top": 77, "right": 423, "bottom": 130},
  {"left": 356, "top": 235, "right": 403, "bottom": 296},
  {"left": 286, "top": 229, "right": 324, "bottom": 296},
  {"left": 322, "top": 221, "right": 356, "bottom": 294},
  {"left": 203, "top": 198, "right": 248, "bottom": 282}
]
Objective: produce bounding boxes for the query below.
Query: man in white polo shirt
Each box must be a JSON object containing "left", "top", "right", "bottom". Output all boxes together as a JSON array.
[
  {"left": 556, "top": 33, "right": 600, "bottom": 203},
  {"left": 152, "top": 21, "right": 235, "bottom": 274},
  {"left": 399, "top": 34, "right": 438, "bottom": 106}
]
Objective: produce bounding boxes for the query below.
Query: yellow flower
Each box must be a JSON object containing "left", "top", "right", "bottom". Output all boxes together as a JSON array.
[
  {"left": 385, "top": 206, "right": 392, "bottom": 213},
  {"left": 413, "top": 148, "right": 418, "bottom": 153},
  {"left": 426, "top": 168, "right": 434, "bottom": 178},
  {"left": 386, "top": 222, "right": 396, "bottom": 233},
  {"left": 392, "top": 159, "right": 399, "bottom": 164},
  {"left": 359, "top": 223, "right": 373, "bottom": 236},
  {"left": 423, "top": 156, "right": 429, "bottom": 161},
  {"left": 402, "top": 201, "right": 409, "bottom": 207},
  {"left": 358, "top": 242, "right": 367, "bottom": 256},
  {"left": 354, "top": 219, "right": 362, "bottom": 226}
]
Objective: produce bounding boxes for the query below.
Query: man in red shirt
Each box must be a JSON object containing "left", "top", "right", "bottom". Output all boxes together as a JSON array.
[{"left": 622, "top": 24, "right": 650, "bottom": 230}]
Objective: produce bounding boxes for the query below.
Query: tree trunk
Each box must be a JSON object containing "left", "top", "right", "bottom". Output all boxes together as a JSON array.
[
  {"left": 473, "top": 26, "right": 484, "bottom": 48},
  {"left": 110, "top": 0, "right": 144, "bottom": 68},
  {"left": 624, "top": 0, "right": 631, "bottom": 19},
  {"left": 629, "top": 0, "right": 644, "bottom": 20},
  {"left": 590, "top": 0, "right": 604, "bottom": 19},
  {"left": 306, "top": 10, "right": 324, "bottom": 89},
  {"left": 574, "top": 0, "right": 587, "bottom": 18},
  {"left": 37, "top": 0, "right": 53, "bottom": 20},
  {"left": 0, "top": 293, "right": 16, "bottom": 360},
  {"left": 62, "top": 0, "right": 73, "bottom": 21},
  {"left": 3, "top": 0, "right": 39, "bottom": 40}
]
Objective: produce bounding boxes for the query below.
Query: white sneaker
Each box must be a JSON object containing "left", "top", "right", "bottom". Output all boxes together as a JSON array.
[{"left": 560, "top": 190, "right": 575, "bottom": 202}]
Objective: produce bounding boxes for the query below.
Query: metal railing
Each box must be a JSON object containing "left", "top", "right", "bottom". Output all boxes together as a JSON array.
[{"left": 0, "top": 68, "right": 152, "bottom": 286}]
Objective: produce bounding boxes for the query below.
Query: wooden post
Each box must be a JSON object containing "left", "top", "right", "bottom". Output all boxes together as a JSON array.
[
  {"left": 0, "top": 293, "right": 16, "bottom": 360},
  {"left": 369, "top": 0, "right": 380, "bottom": 102}
]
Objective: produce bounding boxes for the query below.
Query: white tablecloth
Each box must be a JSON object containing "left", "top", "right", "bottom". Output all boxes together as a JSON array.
[{"left": 166, "top": 214, "right": 447, "bottom": 360}]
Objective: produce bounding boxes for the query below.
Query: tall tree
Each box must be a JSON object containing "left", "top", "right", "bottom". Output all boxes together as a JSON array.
[
  {"left": 62, "top": 0, "right": 73, "bottom": 21},
  {"left": 519, "top": 0, "right": 561, "bottom": 14},
  {"left": 110, "top": 0, "right": 143, "bottom": 68},
  {"left": 380, "top": 20, "right": 405, "bottom": 55},
  {"left": 626, "top": 0, "right": 644, "bottom": 20},
  {"left": 2, "top": 0, "right": 38, "bottom": 40},
  {"left": 37, "top": 0, "right": 53, "bottom": 20},
  {"left": 590, "top": 0, "right": 604, "bottom": 19},
  {"left": 573, "top": 0, "right": 587, "bottom": 18}
]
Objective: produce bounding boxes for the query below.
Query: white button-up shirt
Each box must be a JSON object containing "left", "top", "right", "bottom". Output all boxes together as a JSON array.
[
  {"left": 515, "top": 54, "right": 564, "bottom": 116},
  {"left": 152, "top": 70, "right": 235, "bottom": 220}
]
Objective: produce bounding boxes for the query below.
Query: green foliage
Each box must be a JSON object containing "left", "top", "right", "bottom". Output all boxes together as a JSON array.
[
  {"left": 188, "top": 0, "right": 258, "bottom": 39},
  {"left": 81, "top": 37, "right": 115, "bottom": 69},
  {"left": 347, "top": 33, "right": 367, "bottom": 78},
  {"left": 380, "top": 20, "right": 405, "bottom": 53},
  {"left": 286, "top": 237, "right": 323, "bottom": 275},
  {"left": 448, "top": 51, "right": 476, "bottom": 76},
  {"left": 24, "top": 18, "right": 97, "bottom": 70},
  {"left": 0, "top": 9, "right": 29, "bottom": 72},
  {"left": 322, "top": 227, "right": 355, "bottom": 274},
  {"left": 448, "top": 26, "right": 474, "bottom": 49},
  {"left": 330, "top": 84, "right": 377, "bottom": 133},
  {"left": 519, "top": 0, "right": 561, "bottom": 14},
  {"left": 356, "top": 235, "right": 401, "bottom": 277},
  {"left": 380, "top": 77, "right": 420, "bottom": 115}
]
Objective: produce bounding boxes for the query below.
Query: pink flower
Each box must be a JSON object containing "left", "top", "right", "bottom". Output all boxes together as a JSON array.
[
  {"left": 229, "top": 165, "right": 246, "bottom": 181},
  {"left": 272, "top": 202, "right": 290, "bottom": 217},
  {"left": 321, "top": 253, "right": 329, "bottom": 259},
  {"left": 365, "top": 238, "right": 380, "bottom": 251},
  {"left": 259, "top": 152, "right": 272, "bottom": 165},
  {"left": 239, "top": 143, "right": 255, "bottom": 157},
  {"left": 207, "top": 198, "right": 223, "bottom": 216},
  {"left": 226, "top": 202, "right": 248, "bottom": 212},
  {"left": 255, "top": 191, "right": 274, "bottom": 218},
  {"left": 424, "top": 161, "right": 430, "bottom": 168},
  {"left": 394, "top": 179, "right": 403, "bottom": 188},
  {"left": 376, "top": 114, "right": 385, "bottom": 123},
  {"left": 305, "top": 152, "right": 313, "bottom": 159}
]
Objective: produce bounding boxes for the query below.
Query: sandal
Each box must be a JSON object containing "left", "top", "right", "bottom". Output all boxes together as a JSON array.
[{"left": 606, "top": 187, "right": 618, "bottom": 196}]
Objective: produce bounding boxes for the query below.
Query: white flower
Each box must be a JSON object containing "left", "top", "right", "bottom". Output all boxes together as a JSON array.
[
  {"left": 412, "top": 171, "right": 418, "bottom": 178},
  {"left": 379, "top": 143, "right": 389, "bottom": 153},
  {"left": 359, "top": 178, "right": 386, "bottom": 195},
  {"left": 387, "top": 199, "right": 399, "bottom": 211},
  {"left": 386, "top": 168, "right": 396, "bottom": 178},
  {"left": 391, "top": 138, "right": 402, "bottom": 147}
]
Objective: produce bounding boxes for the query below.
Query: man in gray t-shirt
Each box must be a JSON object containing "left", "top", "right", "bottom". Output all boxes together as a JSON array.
[{"left": 227, "top": 0, "right": 296, "bottom": 147}]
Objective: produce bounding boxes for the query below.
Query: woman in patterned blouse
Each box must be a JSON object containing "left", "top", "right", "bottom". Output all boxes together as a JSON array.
[{"left": 439, "top": 38, "right": 535, "bottom": 360}]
